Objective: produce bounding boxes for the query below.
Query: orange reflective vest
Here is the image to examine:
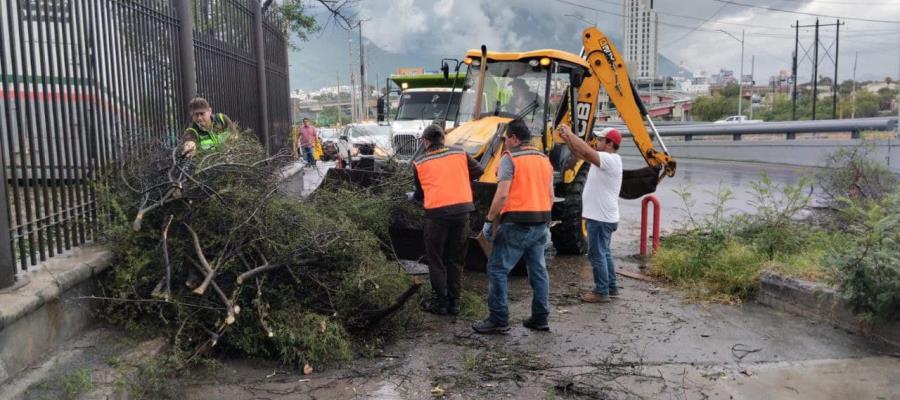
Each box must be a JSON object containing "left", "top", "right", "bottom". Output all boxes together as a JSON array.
[
  {"left": 501, "top": 146, "right": 553, "bottom": 223},
  {"left": 413, "top": 147, "right": 475, "bottom": 217}
]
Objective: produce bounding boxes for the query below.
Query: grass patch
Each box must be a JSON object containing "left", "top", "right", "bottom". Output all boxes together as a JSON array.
[
  {"left": 61, "top": 369, "right": 95, "bottom": 399},
  {"left": 650, "top": 176, "right": 835, "bottom": 303},
  {"left": 457, "top": 290, "right": 487, "bottom": 321}
]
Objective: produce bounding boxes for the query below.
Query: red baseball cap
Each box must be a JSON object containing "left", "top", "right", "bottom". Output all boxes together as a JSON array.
[{"left": 596, "top": 127, "right": 622, "bottom": 146}]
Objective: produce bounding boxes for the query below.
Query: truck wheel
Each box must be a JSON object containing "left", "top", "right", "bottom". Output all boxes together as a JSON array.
[{"left": 551, "top": 165, "right": 588, "bottom": 255}]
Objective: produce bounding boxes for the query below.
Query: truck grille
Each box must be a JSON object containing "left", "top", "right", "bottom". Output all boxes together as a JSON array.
[{"left": 392, "top": 134, "right": 420, "bottom": 158}]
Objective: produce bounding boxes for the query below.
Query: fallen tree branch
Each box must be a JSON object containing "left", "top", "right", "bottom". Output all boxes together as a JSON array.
[{"left": 363, "top": 277, "right": 423, "bottom": 326}]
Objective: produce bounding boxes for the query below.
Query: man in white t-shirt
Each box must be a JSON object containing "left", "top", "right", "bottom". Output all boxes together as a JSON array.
[{"left": 558, "top": 124, "right": 623, "bottom": 303}]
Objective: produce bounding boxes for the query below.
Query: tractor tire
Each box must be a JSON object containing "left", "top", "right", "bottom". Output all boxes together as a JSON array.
[{"left": 551, "top": 165, "right": 588, "bottom": 255}]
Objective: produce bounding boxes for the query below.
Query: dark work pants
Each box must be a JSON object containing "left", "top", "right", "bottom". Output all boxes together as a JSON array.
[{"left": 423, "top": 216, "right": 469, "bottom": 304}]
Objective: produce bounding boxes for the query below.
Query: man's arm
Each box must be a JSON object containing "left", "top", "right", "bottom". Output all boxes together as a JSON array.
[
  {"left": 486, "top": 155, "right": 513, "bottom": 221},
  {"left": 412, "top": 167, "right": 424, "bottom": 201},
  {"left": 558, "top": 124, "right": 601, "bottom": 167},
  {"left": 487, "top": 180, "right": 511, "bottom": 222},
  {"left": 466, "top": 154, "right": 485, "bottom": 180}
]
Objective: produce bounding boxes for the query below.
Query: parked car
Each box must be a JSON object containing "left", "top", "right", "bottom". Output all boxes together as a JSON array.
[
  {"left": 318, "top": 127, "right": 341, "bottom": 161},
  {"left": 336, "top": 123, "right": 393, "bottom": 169},
  {"left": 714, "top": 115, "right": 762, "bottom": 124}
]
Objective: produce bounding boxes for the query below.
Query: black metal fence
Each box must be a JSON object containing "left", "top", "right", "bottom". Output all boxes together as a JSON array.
[{"left": 0, "top": 0, "right": 291, "bottom": 288}]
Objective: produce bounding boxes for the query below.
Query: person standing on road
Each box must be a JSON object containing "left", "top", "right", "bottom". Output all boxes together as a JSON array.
[
  {"left": 412, "top": 124, "right": 484, "bottom": 316},
  {"left": 558, "top": 124, "right": 623, "bottom": 303},
  {"left": 473, "top": 119, "right": 554, "bottom": 334},
  {"left": 298, "top": 118, "right": 318, "bottom": 167},
  {"left": 180, "top": 97, "right": 234, "bottom": 158}
]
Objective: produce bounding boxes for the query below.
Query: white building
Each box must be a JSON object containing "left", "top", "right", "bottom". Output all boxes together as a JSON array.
[{"left": 623, "top": 0, "right": 658, "bottom": 80}]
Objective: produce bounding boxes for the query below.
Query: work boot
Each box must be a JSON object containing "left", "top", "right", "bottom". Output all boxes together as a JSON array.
[
  {"left": 447, "top": 298, "right": 460, "bottom": 316},
  {"left": 472, "top": 319, "right": 510, "bottom": 334},
  {"left": 522, "top": 316, "right": 550, "bottom": 331},
  {"left": 609, "top": 289, "right": 621, "bottom": 298},
  {"left": 422, "top": 297, "right": 448, "bottom": 316},
  {"left": 580, "top": 292, "right": 612, "bottom": 303}
]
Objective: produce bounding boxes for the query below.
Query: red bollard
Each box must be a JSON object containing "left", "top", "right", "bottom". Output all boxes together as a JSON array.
[{"left": 640, "top": 195, "right": 661, "bottom": 257}]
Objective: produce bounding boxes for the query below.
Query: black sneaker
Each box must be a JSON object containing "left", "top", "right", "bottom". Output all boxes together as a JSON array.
[
  {"left": 609, "top": 290, "right": 621, "bottom": 298},
  {"left": 447, "top": 299, "right": 460, "bottom": 316},
  {"left": 472, "top": 319, "right": 510, "bottom": 334},
  {"left": 522, "top": 317, "right": 550, "bottom": 331}
]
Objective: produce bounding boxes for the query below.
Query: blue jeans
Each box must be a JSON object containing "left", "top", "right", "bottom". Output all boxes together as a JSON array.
[
  {"left": 486, "top": 222, "right": 551, "bottom": 326},
  {"left": 587, "top": 219, "right": 618, "bottom": 296},
  {"left": 301, "top": 146, "right": 315, "bottom": 165}
]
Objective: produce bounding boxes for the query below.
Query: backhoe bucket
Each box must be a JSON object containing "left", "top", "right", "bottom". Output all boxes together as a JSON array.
[{"left": 620, "top": 167, "right": 661, "bottom": 200}]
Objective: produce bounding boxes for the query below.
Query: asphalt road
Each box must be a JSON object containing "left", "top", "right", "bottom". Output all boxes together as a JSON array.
[{"left": 619, "top": 155, "right": 815, "bottom": 231}]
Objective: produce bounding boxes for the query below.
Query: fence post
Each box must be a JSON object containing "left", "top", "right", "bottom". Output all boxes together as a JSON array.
[
  {"left": 0, "top": 163, "right": 15, "bottom": 289},
  {"left": 175, "top": 0, "right": 196, "bottom": 118},
  {"left": 253, "top": 1, "right": 271, "bottom": 155}
]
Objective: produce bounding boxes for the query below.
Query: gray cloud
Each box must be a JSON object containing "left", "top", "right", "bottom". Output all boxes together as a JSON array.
[{"left": 290, "top": 0, "right": 900, "bottom": 90}]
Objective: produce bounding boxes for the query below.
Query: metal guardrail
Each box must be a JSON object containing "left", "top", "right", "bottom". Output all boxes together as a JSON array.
[{"left": 610, "top": 117, "right": 898, "bottom": 141}]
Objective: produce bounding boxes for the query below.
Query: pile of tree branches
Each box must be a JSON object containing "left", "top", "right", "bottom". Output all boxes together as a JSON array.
[{"left": 95, "top": 133, "right": 421, "bottom": 370}]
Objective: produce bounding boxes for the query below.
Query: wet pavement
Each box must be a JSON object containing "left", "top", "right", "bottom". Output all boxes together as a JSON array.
[{"left": 176, "top": 159, "right": 899, "bottom": 399}]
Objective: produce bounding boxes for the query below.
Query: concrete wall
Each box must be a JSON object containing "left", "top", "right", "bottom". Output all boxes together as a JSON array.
[
  {"left": 620, "top": 139, "right": 900, "bottom": 173},
  {"left": 0, "top": 247, "right": 111, "bottom": 384}
]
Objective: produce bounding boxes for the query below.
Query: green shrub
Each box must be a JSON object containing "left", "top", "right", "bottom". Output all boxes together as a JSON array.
[{"left": 826, "top": 195, "right": 900, "bottom": 322}]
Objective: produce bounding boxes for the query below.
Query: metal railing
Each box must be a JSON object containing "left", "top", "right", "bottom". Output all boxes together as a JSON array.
[
  {"left": 1, "top": 0, "right": 291, "bottom": 289},
  {"left": 613, "top": 117, "right": 898, "bottom": 141}
]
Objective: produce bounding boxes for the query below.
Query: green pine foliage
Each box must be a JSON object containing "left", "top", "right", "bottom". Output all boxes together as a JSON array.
[{"left": 95, "top": 133, "right": 421, "bottom": 371}]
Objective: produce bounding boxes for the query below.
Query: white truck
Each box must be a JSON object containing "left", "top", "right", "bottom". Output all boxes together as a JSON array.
[
  {"left": 714, "top": 115, "right": 763, "bottom": 124},
  {"left": 389, "top": 88, "right": 461, "bottom": 159}
]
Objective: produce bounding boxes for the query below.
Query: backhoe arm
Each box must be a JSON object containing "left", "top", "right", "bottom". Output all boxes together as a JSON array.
[{"left": 561, "top": 27, "right": 676, "bottom": 179}]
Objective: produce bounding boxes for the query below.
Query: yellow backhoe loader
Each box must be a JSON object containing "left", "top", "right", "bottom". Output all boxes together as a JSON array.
[{"left": 322, "top": 27, "right": 676, "bottom": 262}]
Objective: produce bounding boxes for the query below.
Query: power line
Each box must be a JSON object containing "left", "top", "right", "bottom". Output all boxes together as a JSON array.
[
  {"left": 660, "top": 2, "right": 729, "bottom": 47},
  {"left": 712, "top": 0, "right": 900, "bottom": 24},
  {"left": 774, "top": 0, "right": 897, "bottom": 6},
  {"left": 588, "top": 0, "right": 787, "bottom": 30},
  {"left": 556, "top": 0, "right": 790, "bottom": 36}
]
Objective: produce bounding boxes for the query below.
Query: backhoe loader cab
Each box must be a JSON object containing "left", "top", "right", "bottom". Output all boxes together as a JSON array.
[
  {"left": 440, "top": 49, "right": 599, "bottom": 255},
  {"left": 449, "top": 50, "right": 591, "bottom": 153}
]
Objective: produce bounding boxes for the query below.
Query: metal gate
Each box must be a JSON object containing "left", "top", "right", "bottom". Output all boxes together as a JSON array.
[{"left": 0, "top": 0, "right": 291, "bottom": 288}]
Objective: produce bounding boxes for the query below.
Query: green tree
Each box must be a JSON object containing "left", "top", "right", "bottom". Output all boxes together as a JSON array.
[
  {"left": 876, "top": 87, "right": 898, "bottom": 104},
  {"left": 855, "top": 91, "right": 881, "bottom": 117},
  {"left": 320, "top": 106, "right": 340, "bottom": 125},
  {"left": 720, "top": 83, "right": 740, "bottom": 98},
  {"left": 692, "top": 95, "right": 738, "bottom": 121}
]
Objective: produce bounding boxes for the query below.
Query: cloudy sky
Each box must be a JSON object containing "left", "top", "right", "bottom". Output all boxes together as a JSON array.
[{"left": 288, "top": 0, "right": 900, "bottom": 91}]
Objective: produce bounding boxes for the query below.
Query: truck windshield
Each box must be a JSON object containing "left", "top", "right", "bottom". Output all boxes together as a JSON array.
[
  {"left": 396, "top": 92, "right": 460, "bottom": 121},
  {"left": 457, "top": 60, "right": 552, "bottom": 133}
]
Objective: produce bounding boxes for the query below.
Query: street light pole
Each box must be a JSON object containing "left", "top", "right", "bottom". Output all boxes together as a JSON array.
[{"left": 719, "top": 29, "right": 745, "bottom": 116}]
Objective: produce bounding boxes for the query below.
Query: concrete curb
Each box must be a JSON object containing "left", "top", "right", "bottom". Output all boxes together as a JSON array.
[
  {"left": 0, "top": 245, "right": 113, "bottom": 384},
  {"left": 757, "top": 272, "right": 900, "bottom": 348}
]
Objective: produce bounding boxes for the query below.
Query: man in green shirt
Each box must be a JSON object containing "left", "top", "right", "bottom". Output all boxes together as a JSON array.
[{"left": 180, "top": 97, "right": 234, "bottom": 157}]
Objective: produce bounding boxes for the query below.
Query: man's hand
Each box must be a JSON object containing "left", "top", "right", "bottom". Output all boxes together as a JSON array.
[
  {"left": 557, "top": 123, "right": 573, "bottom": 140},
  {"left": 481, "top": 222, "right": 495, "bottom": 242},
  {"left": 181, "top": 140, "right": 197, "bottom": 158}
]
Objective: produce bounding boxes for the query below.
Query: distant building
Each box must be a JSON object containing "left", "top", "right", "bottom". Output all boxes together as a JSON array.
[{"left": 622, "top": 0, "right": 658, "bottom": 80}]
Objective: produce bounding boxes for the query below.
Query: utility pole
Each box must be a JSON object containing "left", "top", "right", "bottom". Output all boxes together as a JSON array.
[
  {"left": 358, "top": 22, "right": 367, "bottom": 121},
  {"left": 792, "top": 20, "right": 798, "bottom": 120},
  {"left": 812, "top": 19, "right": 819, "bottom": 120},
  {"left": 749, "top": 55, "right": 755, "bottom": 120},
  {"left": 348, "top": 36, "right": 357, "bottom": 123},
  {"left": 717, "top": 29, "right": 745, "bottom": 116},
  {"left": 336, "top": 72, "right": 342, "bottom": 126},
  {"left": 739, "top": 29, "right": 745, "bottom": 116},
  {"left": 794, "top": 20, "right": 843, "bottom": 121},
  {"left": 851, "top": 52, "right": 858, "bottom": 118},
  {"left": 832, "top": 19, "right": 840, "bottom": 119}
]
